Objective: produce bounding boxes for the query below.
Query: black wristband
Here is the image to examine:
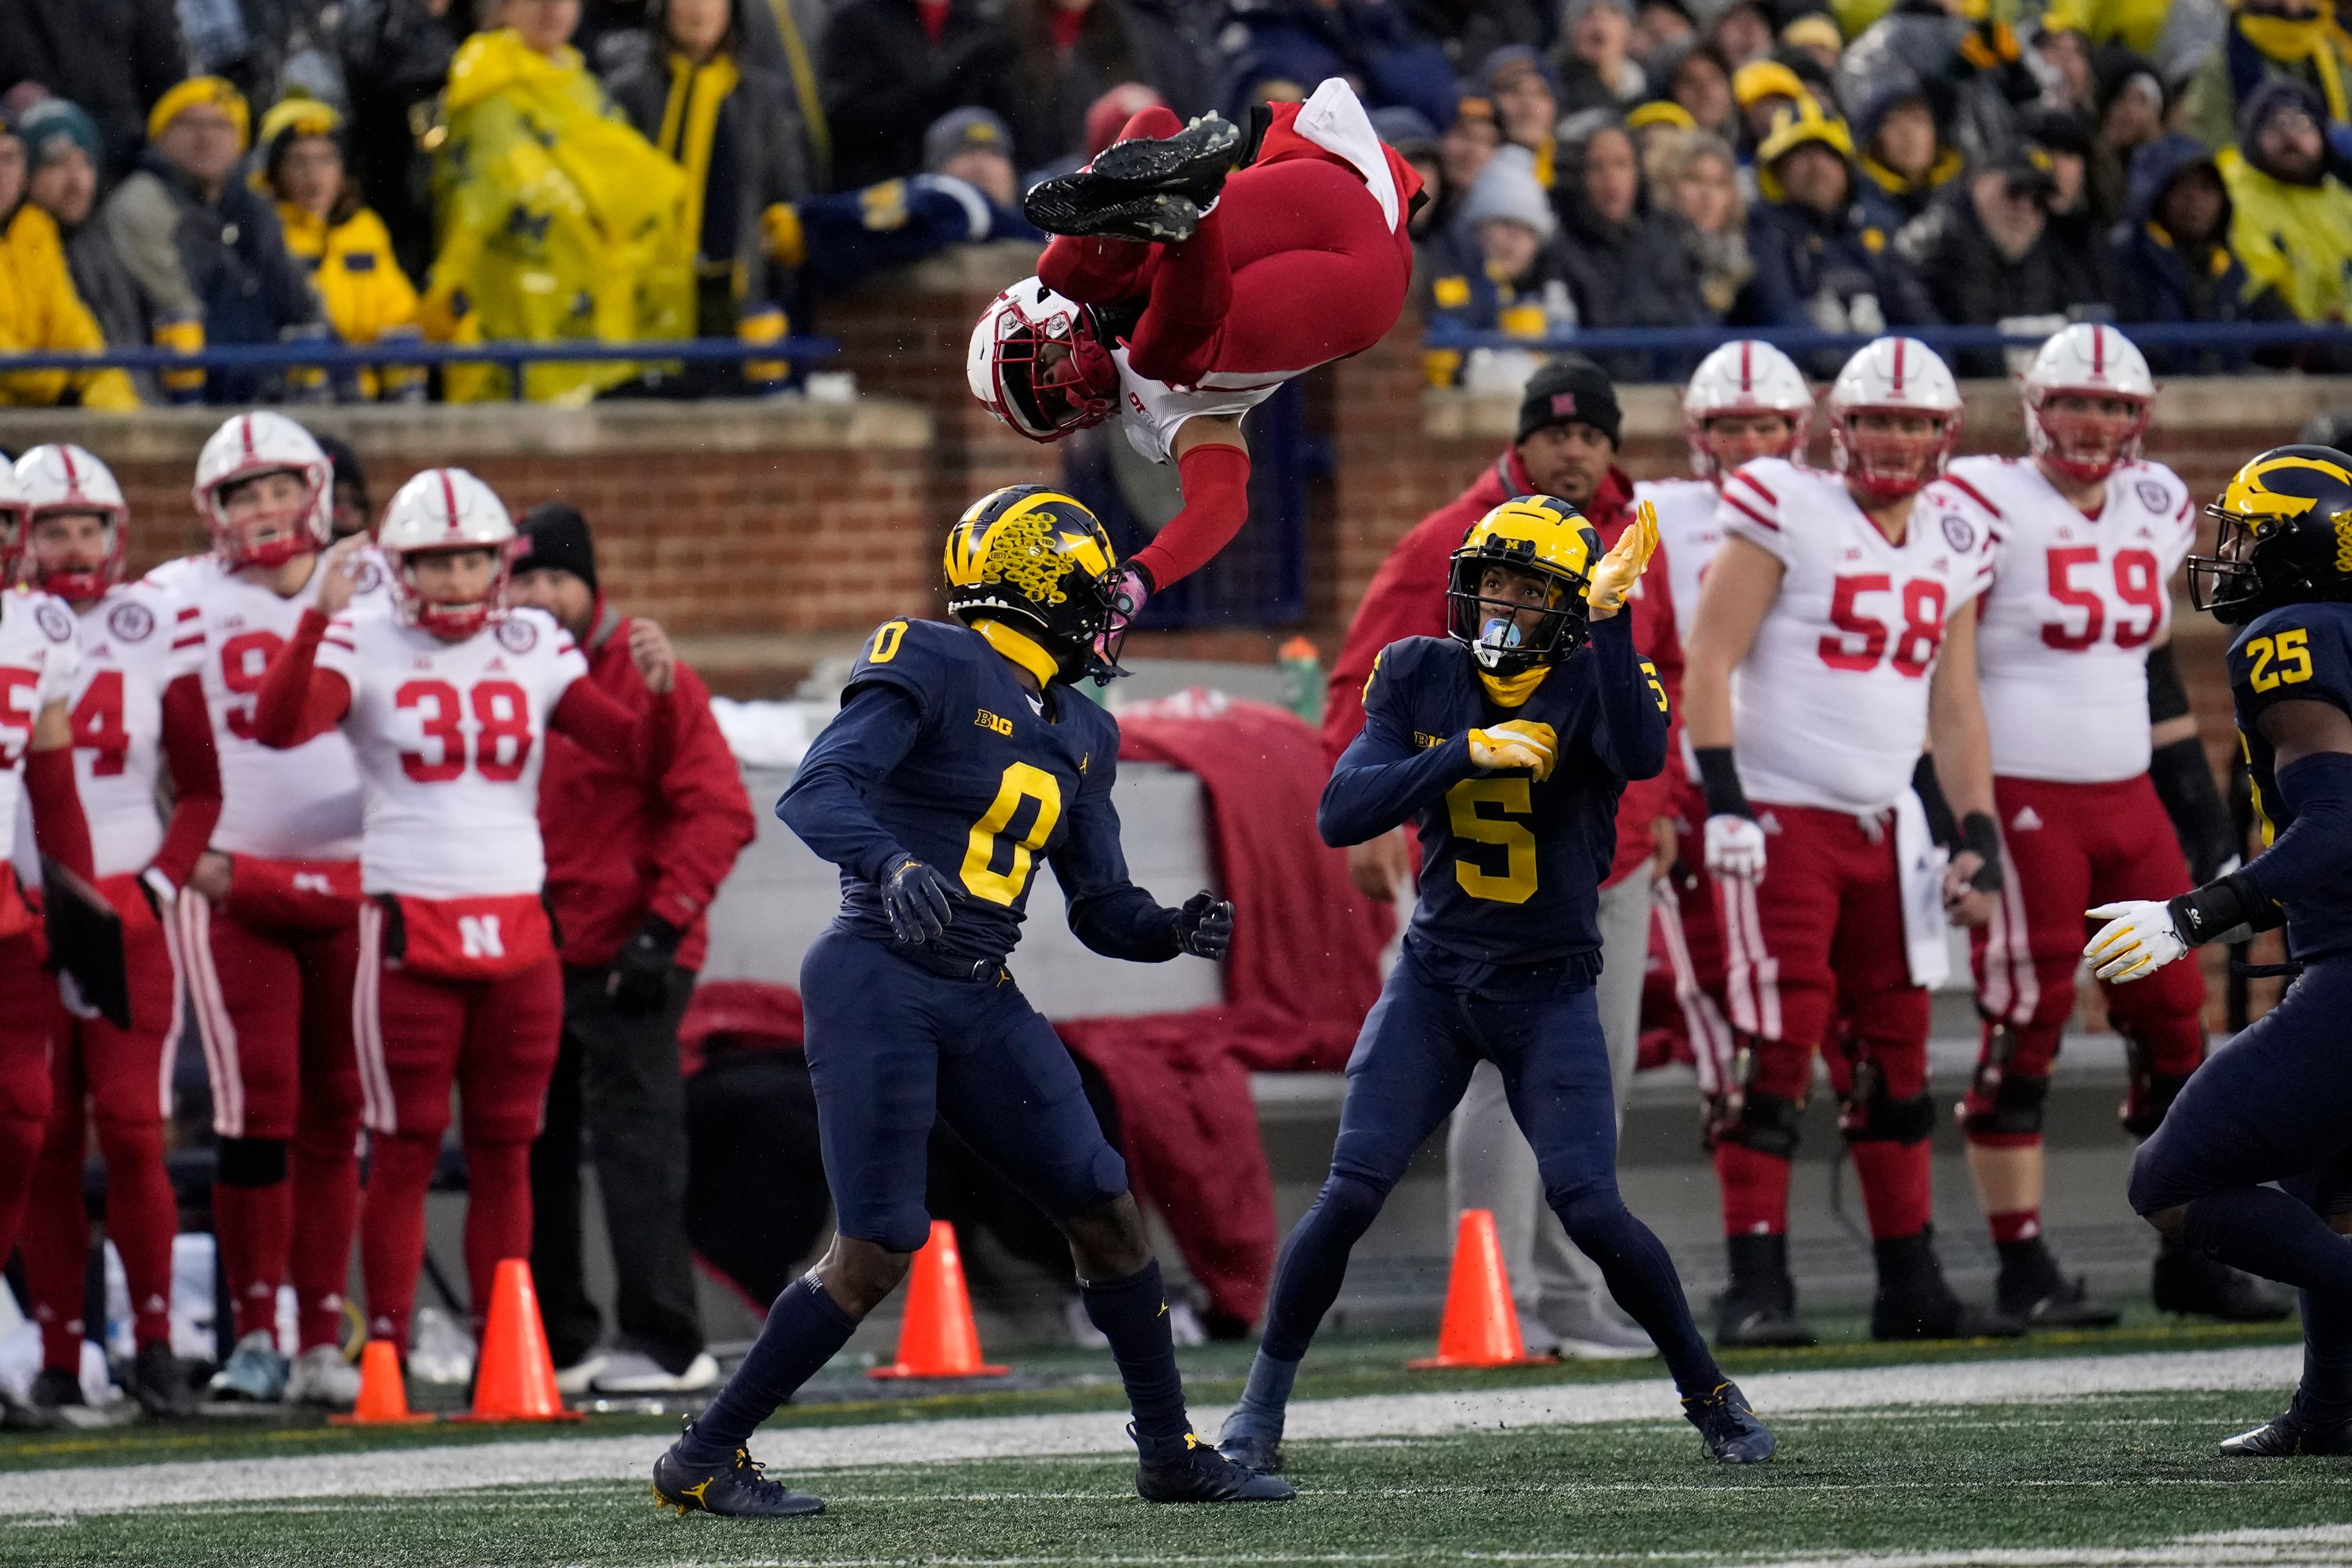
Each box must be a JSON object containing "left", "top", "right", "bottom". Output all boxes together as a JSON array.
[
  {"left": 1960, "top": 811, "right": 2002, "bottom": 892},
  {"left": 2166, "top": 868, "right": 2282, "bottom": 946},
  {"left": 1911, "top": 755, "right": 1959, "bottom": 848},
  {"left": 1696, "top": 746, "right": 1750, "bottom": 819}
]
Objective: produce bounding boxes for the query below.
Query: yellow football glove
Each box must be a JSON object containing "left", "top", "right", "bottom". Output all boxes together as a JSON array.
[
  {"left": 1468, "top": 720, "right": 1559, "bottom": 780},
  {"left": 1588, "top": 501, "right": 1660, "bottom": 619}
]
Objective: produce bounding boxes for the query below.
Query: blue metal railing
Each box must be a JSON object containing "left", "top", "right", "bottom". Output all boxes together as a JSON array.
[{"left": 0, "top": 336, "right": 840, "bottom": 404}]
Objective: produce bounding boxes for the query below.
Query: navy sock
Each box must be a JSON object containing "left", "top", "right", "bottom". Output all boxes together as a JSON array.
[
  {"left": 1260, "top": 1173, "right": 1385, "bottom": 1363},
  {"left": 1080, "top": 1260, "right": 1191, "bottom": 1445},
  {"left": 676, "top": 1274, "right": 858, "bottom": 1468},
  {"left": 1555, "top": 1192, "right": 1722, "bottom": 1399},
  {"left": 2180, "top": 1188, "right": 2352, "bottom": 1296},
  {"left": 1222, "top": 1348, "right": 1301, "bottom": 1441},
  {"left": 2300, "top": 1287, "right": 2352, "bottom": 1423}
]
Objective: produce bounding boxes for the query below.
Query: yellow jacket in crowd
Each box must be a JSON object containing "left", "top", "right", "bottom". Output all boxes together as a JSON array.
[
  {"left": 2218, "top": 145, "right": 2352, "bottom": 323},
  {"left": 0, "top": 203, "right": 140, "bottom": 411},
  {"left": 425, "top": 27, "right": 692, "bottom": 403},
  {"left": 276, "top": 199, "right": 421, "bottom": 397}
]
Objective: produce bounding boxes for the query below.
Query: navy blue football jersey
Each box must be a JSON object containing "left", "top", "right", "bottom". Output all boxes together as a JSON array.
[
  {"left": 781, "top": 617, "right": 1137, "bottom": 967},
  {"left": 1321, "top": 616, "right": 1669, "bottom": 973},
  {"left": 2227, "top": 601, "right": 2352, "bottom": 960}
]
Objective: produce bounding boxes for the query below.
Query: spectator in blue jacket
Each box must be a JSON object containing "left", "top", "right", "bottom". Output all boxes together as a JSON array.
[
  {"left": 1744, "top": 102, "right": 1940, "bottom": 361},
  {"left": 2111, "top": 132, "right": 2297, "bottom": 371},
  {"left": 1423, "top": 143, "right": 1577, "bottom": 384},
  {"left": 1216, "top": 0, "right": 1457, "bottom": 128}
]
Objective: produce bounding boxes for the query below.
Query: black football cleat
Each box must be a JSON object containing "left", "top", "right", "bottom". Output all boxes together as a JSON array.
[
  {"left": 1715, "top": 1234, "right": 1818, "bottom": 1348},
  {"left": 1682, "top": 1380, "right": 1777, "bottom": 1464},
  {"left": 129, "top": 1341, "right": 198, "bottom": 1418},
  {"left": 1214, "top": 1428, "right": 1284, "bottom": 1475},
  {"left": 28, "top": 1366, "right": 84, "bottom": 1414},
  {"left": 1870, "top": 1229, "right": 2024, "bottom": 1341},
  {"left": 1024, "top": 114, "right": 1243, "bottom": 237},
  {"left": 2153, "top": 1239, "right": 2293, "bottom": 1323},
  {"left": 1024, "top": 190, "right": 1203, "bottom": 245},
  {"left": 1135, "top": 1428, "right": 1294, "bottom": 1502},
  {"left": 652, "top": 1439, "right": 825, "bottom": 1518},
  {"left": 2220, "top": 1399, "right": 2352, "bottom": 1457},
  {"left": 1994, "top": 1239, "right": 2122, "bottom": 1330},
  {"left": 0, "top": 1385, "right": 57, "bottom": 1430}
]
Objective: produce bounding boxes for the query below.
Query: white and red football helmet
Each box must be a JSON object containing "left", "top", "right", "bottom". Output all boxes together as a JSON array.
[
  {"left": 1826, "top": 336, "right": 1963, "bottom": 505},
  {"left": 193, "top": 411, "right": 335, "bottom": 570},
  {"left": 13, "top": 445, "right": 129, "bottom": 601},
  {"left": 2022, "top": 322, "right": 2154, "bottom": 486},
  {"left": 967, "top": 277, "right": 1122, "bottom": 442},
  {"left": 0, "top": 462, "right": 29, "bottom": 581},
  {"left": 1682, "top": 340, "right": 1814, "bottom": 482},
  {"left": 377, "top": 467, "right": 517, "bottom": 640}
]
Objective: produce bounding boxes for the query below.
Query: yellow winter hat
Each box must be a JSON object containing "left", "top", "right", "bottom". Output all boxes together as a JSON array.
[{"left": 147, "top": 75, "right": 251, "bottom": 152}]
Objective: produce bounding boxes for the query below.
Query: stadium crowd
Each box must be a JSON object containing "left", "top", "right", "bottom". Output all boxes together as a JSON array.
[{"left": 3, "top": 0, "right": 2351, "bottom": 405}]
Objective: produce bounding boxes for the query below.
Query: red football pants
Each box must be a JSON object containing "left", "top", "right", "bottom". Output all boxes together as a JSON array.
[
  {"left": 1039, "top": 106, "right": 1412, "bottom": 387},
  {"left": 1663, "top": 773, "right": 1737, "bottom": 1087},
  {"left": 1711, "top": 803, "right": 1933, "bottom": 1242},
  {"left": 354, "top": 902, "right": 563, "bottom": 1349},
  {"left": 1968, "top": 773, "right": 2205, "bottom": 1145},
  {"left": 22, "top": 877, "right": 180, "bottom": 1367},
  {"left": 0, "top": 931, "right": 59, "bottom": 1282},
  {"left": 177, "top": 884, "right": 363, "bottom": 1350}
]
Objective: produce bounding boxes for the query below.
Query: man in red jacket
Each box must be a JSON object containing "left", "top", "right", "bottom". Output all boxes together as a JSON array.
[
  {"left": 510, "top": 503, "right": 757, "bottom": 1396},
  {"left": 1320, "top": 356, "right": 1680, "bottom": 1359}
]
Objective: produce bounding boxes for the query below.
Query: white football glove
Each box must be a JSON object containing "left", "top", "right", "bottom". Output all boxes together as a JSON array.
[
  {"left": 2084, "top": 900, "right": 2188, "bottom": 983},
  {"left": 1704, "top": 814, "right": 1766, "bottom": 883},
  {"left": 1468, "top": 721, "right": 1558, "bottom": 780}
]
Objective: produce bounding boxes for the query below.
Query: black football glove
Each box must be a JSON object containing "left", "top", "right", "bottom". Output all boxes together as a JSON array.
[
  {"left": 1174, "top": 891, "right": 1232, "bottom": 960},
  {"left": 607, "top": 914, "right": 683, "bottom": 1015},
  {"left": 881, "top": 854, "right": 956, "bottom": 945}
]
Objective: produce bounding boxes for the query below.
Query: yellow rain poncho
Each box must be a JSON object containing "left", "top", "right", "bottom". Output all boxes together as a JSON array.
[{"left": 425, "top": 28, "right": 691, "bottom": 403}]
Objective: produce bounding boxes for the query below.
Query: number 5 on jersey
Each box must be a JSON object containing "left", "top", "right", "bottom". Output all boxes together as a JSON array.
[{"left": 1448, "top": 778, "right": 1537, "bottom": 903}]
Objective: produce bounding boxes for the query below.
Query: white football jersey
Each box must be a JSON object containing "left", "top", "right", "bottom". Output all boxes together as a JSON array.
[
  {"left": 1951, "top": 456, "right": 2197, "bottom": 784},
  {"left": 0, "top": 587, "right": 82, "bottom": 877},
  {"left": 61, "top": 582, "right": 205, "bottom": 878},
  {"left": 167, "top": 550, "right": 390, "bottom": 862},
  {"left": 1719, "top": 458, "right": 1998, "bottom": 814},
  {"left": 1634, "top": 476, "right": 1726, "bottom": 644},
  {"left": 1113, "top": 348, "right": 1282, "bottom": 465},
  {"left": 315, "top": 604, "right": 586, "bottom": 898}
]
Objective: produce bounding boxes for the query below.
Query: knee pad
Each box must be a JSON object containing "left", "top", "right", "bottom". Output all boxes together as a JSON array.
[
  {"left": 1548, "top": 1185, "right": 1632, "bottom": 1249},
  {"left": 1307, "top": 1171, "right": 1388, "bottom": 1243},
  {"left": 1708, "top": 1090, "right": 1802, "bottom": 1159},
  {"left": 1960, "top": 1064, "right": 2050, "bottom": 1142},
  {"left": 215, "top": 1136, "right": 289, "bottom": 1188},
  {"left": 1045, "top": 1143, "right": 1131, "bottom": 1227},
  {"left": 1841, "top": 1082, "right": 1936, "bottom": 1145}
]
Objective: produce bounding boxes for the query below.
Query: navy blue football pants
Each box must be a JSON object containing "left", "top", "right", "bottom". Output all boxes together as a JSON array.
[{"left": 800, "top": 928, "right": 1130, "bottom": 1254}]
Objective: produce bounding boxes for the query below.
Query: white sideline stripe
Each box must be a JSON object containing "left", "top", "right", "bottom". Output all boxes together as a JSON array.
[{"left": 0, "top": 1344, "right": 2301, "bottom": 1519}]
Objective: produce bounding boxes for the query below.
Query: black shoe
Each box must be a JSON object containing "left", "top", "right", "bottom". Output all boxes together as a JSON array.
[
  {"left": 2220, "top": 1399, "right": 2352, "bottom": 1457},
  {"left": 1870, "top": 1228, "right": 2024, "bottom": 1341},
  {"left": 652, "top": 1436, "right": 825, "bottom": 1518},
  {"left": 1024, "top": 114, "right": 1243, "bottom": 236},
  {"left": 0, "top": 1387, "right": 57, "bottom": 1431},
  {"left": 1715, "top": 1234, "right": 1818, "bottom": 1348},
  {"left": 1682, "top": 1380, "right": 1777, "bottom": 1464},
  {"left": 1994, "top": 1238, "right": 2122, "bottom": 1330},
  {"left": 1025, "top": 189, "right": 1203, "bottom": 244},
  {"left": 1214, "top": 1428, "right": 1283, "bottom": 1475},
  {"left": 28, "top": 1366, "right": 84, "bottom": 1413},
  {"left": 129, "top": 1341, "right": 198, "bottom": 1418},
  {"left": 2153, "top": 1239, "right": 2294, "bottom": 1323},
  {"left": 1135, "top": 1428, "right": 1294, "bottom": 1502}
]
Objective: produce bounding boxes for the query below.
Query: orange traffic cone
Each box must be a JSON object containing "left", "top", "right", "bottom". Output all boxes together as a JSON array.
[
  {"left": 869, "top": 1221, "right": 1008, "bottom": 1379},
  {"left": 1409, "top": 1208, "right": 1553, "bottom": 1369},
  {"left": 330, "top": 1338, "right": 434, "bottom": 1425},
  {"left": 464, "top": 1258, "right": 583, "bottom": 1420}
]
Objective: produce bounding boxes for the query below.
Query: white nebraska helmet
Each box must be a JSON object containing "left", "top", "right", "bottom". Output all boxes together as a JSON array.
[
  {"left": 377, "top": 467, "right": 517, "bottom": 640},
  {"left": 1826, "top": 336, "right": 1963, "bottom": 504},
  {"left": 0, "top": 462, "right": 27, "bottom": 579},
  {"left": 2022, "top": 323, "right": 2154, "bottom": 486},
  {"left": 13, "top": 445, "right": 129, "bottom": 601},
  {"left": 967, "top": 277, "right": 1121, "bottom": 442},
  {"left": 1682, "top": 340, "right": 1814, "bottom": 481},
  {"left": 192, "top": 411, "right": 335, "bottom": 570}
]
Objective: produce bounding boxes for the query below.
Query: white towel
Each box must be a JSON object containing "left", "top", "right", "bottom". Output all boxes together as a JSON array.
[
  {"left": 1292, "top": 78, "right": 1402, "bottom": 233},
  {"left": 1893, "top": 789, "right": 1951, "bottom": 990}
]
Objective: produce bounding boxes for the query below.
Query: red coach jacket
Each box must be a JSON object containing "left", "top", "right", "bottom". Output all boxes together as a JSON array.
[
  {"left": 539, "top": 601, "right": 757, "bottom": 972},
  {"left": 1319, "top": 450, "right": 1682, "bottom": 889}
]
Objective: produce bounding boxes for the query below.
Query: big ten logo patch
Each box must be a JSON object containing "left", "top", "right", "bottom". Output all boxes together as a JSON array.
[{"left": 975, "top": 709, "right": 1014, "bottom": 736}]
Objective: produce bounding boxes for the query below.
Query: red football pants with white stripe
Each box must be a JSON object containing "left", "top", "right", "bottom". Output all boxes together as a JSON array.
[
  {"left": 1711, "top": 803, "right": 1934, "bottom": 1242},
  {"left": 354, "top": 901, "right": 563, "bottom": 1351},
  {"left": 1039, "top": 107, "right": 1413, "bottom": 388},
  {"left": 179, "top": 866, "right": 364, "bottom": 1353},
  {"left": 22, "top": 877, "right": 182, "bottom": 1367},
  {"left": 0, "top": 930, "right": 60, "bottom": 1289},
  {"left": 1967, "top": 774, "right": 2204, "bottom": 1235}
]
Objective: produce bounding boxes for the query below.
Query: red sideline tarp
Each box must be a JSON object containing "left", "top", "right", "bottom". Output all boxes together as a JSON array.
[{"left": 681, "top": 694, "right": 1389, "bottom": 1325}]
